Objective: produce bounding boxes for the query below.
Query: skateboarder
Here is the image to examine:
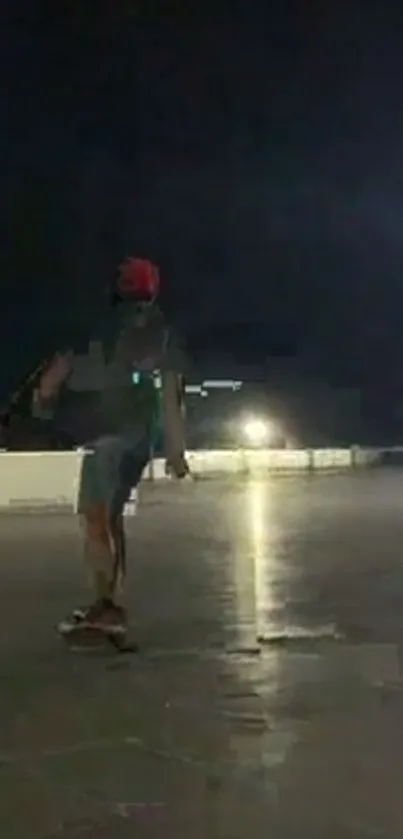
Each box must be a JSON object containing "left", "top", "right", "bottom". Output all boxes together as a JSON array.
[{"left": 33, "top": 257, "right": 188, "bottom": 637}]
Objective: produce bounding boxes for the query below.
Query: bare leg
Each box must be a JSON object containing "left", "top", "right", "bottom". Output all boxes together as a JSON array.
[
  {"left": 80, "top": 507, "right": 126, "bottom": 601},
  {"left": 110, "top": 514, "right": 126, "bottom": 600},
  {"left": 58, "top": 505, "right": 128, "bottom": 634},
  {"left": 81, "top": 505, "right": 117, "bottom": 603}
]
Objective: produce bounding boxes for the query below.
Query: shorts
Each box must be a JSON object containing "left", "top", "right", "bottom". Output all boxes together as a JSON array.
[{"left": 77, "top": 433, "right": 150, "bottom": 518}]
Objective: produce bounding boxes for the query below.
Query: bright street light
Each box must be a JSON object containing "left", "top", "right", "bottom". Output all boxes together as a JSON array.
[{"left": 242, "top": 417, "right": 273, "bottom": 446}]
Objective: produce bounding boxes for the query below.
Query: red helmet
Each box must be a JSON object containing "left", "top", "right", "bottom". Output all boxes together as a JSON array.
[{"left": 117, "top": 257, "right": 160, "bottom": 301}]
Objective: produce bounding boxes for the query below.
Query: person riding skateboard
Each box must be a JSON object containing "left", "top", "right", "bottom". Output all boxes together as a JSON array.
[{"left": 33, "top": 257, "right": 188, "bottom": 637}]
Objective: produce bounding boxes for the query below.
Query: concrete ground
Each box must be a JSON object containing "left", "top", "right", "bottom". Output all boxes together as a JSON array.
[{"left": 2, "top": 472, "right": 403, "bottom": 837}]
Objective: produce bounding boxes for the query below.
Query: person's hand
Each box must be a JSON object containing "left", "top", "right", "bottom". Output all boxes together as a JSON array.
[
  {"left": 38, "top": 352, "right": 73, "bottom": 399},
  {"left": 166, "top": 453, "right": 189, "bottom": 479}
]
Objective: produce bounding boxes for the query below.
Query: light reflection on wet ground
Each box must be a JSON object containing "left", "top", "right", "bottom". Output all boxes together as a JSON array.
[{"left": 1, "top": 472, "right": 403, "bottom": 835}]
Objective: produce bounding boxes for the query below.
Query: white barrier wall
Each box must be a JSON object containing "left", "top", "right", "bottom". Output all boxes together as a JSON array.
[
  {"left": 187, "top": 448, "right": 354, "bottom": 473},
  {"left": 0, "top": 447, "right": 382, "bottom": 511},
  {"left": 0, "top": 452, "right": 82, "bottom": 510}
]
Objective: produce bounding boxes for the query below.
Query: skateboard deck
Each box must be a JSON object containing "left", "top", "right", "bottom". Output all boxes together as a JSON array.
[{"left": 59, "top": 625, "right": 139, "bottom": 654}]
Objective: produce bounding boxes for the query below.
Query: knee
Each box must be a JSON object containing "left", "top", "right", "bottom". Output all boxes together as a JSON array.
[{"left": 81, "top": 506, "right": 110, "bottom": 540}]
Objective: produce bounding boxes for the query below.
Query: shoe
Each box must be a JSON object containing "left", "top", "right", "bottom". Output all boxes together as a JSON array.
[{"left": 58, "top": 601, "right": 127, "bottom": 637}]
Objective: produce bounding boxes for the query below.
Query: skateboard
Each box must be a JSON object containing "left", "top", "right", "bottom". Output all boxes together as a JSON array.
[{"left": 59, "top": 625, "right": 139, "bottom": 654}]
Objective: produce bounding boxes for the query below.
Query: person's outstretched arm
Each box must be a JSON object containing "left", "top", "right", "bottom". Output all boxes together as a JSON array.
[{"left": 32, "top": 351, "right": 74, "bottom": 420}]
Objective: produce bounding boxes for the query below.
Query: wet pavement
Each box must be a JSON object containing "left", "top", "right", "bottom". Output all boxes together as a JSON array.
[{"left": 1, "top": 471, "right": 403, "bottom": 836}]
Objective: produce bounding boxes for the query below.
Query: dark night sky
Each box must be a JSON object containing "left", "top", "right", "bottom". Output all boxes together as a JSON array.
[{"left": 3, "top": 2, "right": 403, "bottom": 398}]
